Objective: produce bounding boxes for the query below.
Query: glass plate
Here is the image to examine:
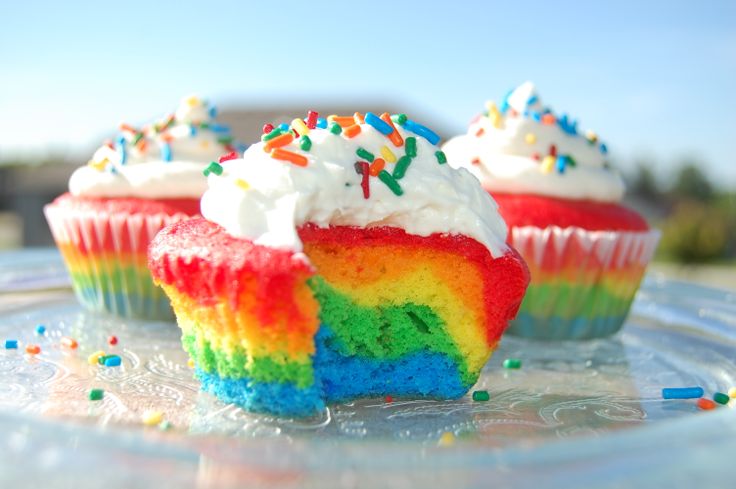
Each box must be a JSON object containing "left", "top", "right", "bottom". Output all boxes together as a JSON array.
[{"left": 0, "top": 251, "right": 735, "bottom": 489}]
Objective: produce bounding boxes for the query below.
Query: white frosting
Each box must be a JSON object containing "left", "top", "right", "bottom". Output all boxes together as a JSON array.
[
  {"left": 443, "top": 82, "right": 625, "bottom": 202},
  {"left": 200, "top": 117, "right": 510, "bottom": 257},
  {"left": 69, "top": 95, "right": 240, "bottom": 199}
]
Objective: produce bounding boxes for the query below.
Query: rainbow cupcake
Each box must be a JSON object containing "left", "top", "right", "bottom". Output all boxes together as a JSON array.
[
  {"left": 149, "top": 111, "right": 529, "bottom": 416},
  {"left": 45, "top": 96, "right": 243, "bottom": 320},
  {"left": 443, "top": 83, "right": 660, "bottom": 340}
]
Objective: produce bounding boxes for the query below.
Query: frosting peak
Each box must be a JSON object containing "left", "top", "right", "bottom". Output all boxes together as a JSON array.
[
  {"left": 200, "top": 111, "right": 509, "bottom": 257},
  {"left": 443, "top": 82, "right": 625, "bottom": 202}
]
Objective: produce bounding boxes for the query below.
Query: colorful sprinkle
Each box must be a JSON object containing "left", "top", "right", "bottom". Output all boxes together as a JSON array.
[
  {"left": 541, "top": 113, "right": 556, "bottom": 125},
  {"left": 525, "top": 133, "right": 537, "bottom": 144},
  {"left": 299, "top": 135, "right": 312, "bottom": 151},
  {"left": 306, "top": 111, "right": 319, "bottom": 129},
  {"left": 435, "top": 151, "right": 447, "bottom": 165},
  {"left": 356, "top": 148, "right": 375, "bottom": 162},
  {"left": 277, "top": 123, "right": 289, "bottom": 132},
  {"left": 541, "top": 155, "right": 555, "bottom": 173},
  {"left": 291, "top": 118, "right": 310, "bottom": 136},
  {"left": 328, "top": 115, "right": 356, "bottom": 127},
  {"left": 729, "top": 387, "right": 736, "bottom": 399},
  {"left": 234, "top": 178, "right": 250, "bottom": 190},
  {"left": 355, "top": 161, "right": 370, "bottom": 199},
  {"left": 353, "top": 112, "right": 365, "bottom": 124},
  {"left": 316, "top": 117, "right": 328, "bottom": 129},
  {"left": 89, "top": 388, "right": 104, "bottom": 401},
  {"left": 662, "top": 387, "right": 704, "bottom": 399},
  {"left": 25, "top": 345, "right": 40, "bottom": 355},
  {"left": 263, "top": 132, "right": 294, "bottom": 152},
  {"left": 263, "top": 123, "right": 275, "bottom": 134},
  {"left": 475, "top": 127, "right": 485, "bottom": 137},
  {"left": 438, "top": 432, "right": 455, "bottom": 447},
  {"left": 61, "top": 337, "right": 78, "bottom": 349},
  {"left": 405, "top": 137, "right": 417, "bottom": 158},
  {"left": 472, "top": 390, "right": 490, "bottom": 402},
  {"left": 203, "top": 162, "right": 223, "bottom": 176},
  {"left": 369, "top": 158, "right": 386, "bottom": 177},
  {"left": 342, "top": 124, "right": 361, "bottom": 138},
  {"left": 161, "top": 142, "right": 172, "bottom": 162},
  {"left": 599, "top": 143, "right": 608, "bottom": 155},
  {"left": 392, "top": 155, "right": 412, "bottom": 179},
  {"left": 381, "top": 145, "right": 397, "bottom": 163},
  {"left": 142, "top": 410, "right": 164, "bottom": 426},
  {"left": 271, "top": 148, "right": 308, "bottom": 167},
  {"left": 35, "top": 325, "right": 46, "bottom": 335},
  {"left": 88, "top": 350, "right": 106, "bottom": 365},
  {"left": 391, "top": 113, "right": 408, "bottom": 126},
  {"left": 218, "top": 152, "right": 238, "bottom": 163},
  {"left": 329, "top": 122, "right": 342, "bottom": 135},
  {"left": 385, "top": 395, "right": 393, "bottom": 403},
  {"left": 713, "top": 392, "right": 730, "bottom": 405},
  {"left": 4, "top": 339, "right": 18, "bottom": 349},
  {"left": 116, "top": 136, "right": 127, "bottom": 165},
  {"left": 378, "top": 170, "right": 403, "bottom": 196},
  {"left": 103, "top": 355, "right": 122, "bottom": 367},
  {"left": 261, "top": 128, "right": 284, "bottom": 142},
  {"left": 697, "top": 398, "right": 717, "bottom": 410},
  {"left": 502, "top": 358, "right": 522, "bottom": 369},
  {"left": 403, "top": 120, "right": 440, "bottom": 145},
  {"left": 380, "top": 113, "right": 404, "bottom": 147},
  {"left": 108, "top": 335, "right": 118, "bottom": 346},
  {"left": 364, "top": 112, "right": 393, "bottom": 135}
]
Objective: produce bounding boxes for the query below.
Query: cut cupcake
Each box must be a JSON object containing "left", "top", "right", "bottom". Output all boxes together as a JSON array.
[
  {"left": 443, "top": 82, "right": 660, "bottom": 340},
  {"left": 149, "top": 111, "right": 529, "bottom": 416},
  {"left": 45, "top": 96, "right": 244, "bottom": 320}
]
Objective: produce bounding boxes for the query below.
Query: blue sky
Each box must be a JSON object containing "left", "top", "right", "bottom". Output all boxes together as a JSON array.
[{"left": 1, "top": 0, "right": 734, "bottom": 187}]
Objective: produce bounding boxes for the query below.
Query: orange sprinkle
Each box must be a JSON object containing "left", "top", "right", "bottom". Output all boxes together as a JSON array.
[
  {"left": 160, "top": 133, "right": 174, "bottom": 143},
  {"left": 471, "top": 157, "right": 481, "bottom": 165},
  {"left": 541, "top": 113, "right": 556, "bottom": 125},
  {"left": 343, "top": 124, "right": 362, "bottom": 138},
  {"left": 263, "top": 132, "right": 295, "bottom": 152},
  {"left": 61, "top": 337, "right": 78, "bottom": 349},
  {"left": 136, "top": 139, "right": 147, "bottom": 152},
  {"left": 475, "top": 127, "right": 485, "bottom": 137},
  {"left": 328, "top": 115, "right": 356, "bottom": 127},
  {"left": 25, "top": 345, "right": 40, "bottom": 355},
  {"left": 270, "top": 148, "right": 308, "bottom": 167},
  {"left": 353, "top": 112, "right": 365, "bottom": 124},
  {"left": 369, "top": 158, "right": 386, "bottom": 176},
  {"left": 380, "top": 112, "right": 404, "bottom": 147},
  {"left": 119, "top": 123, "right": 137, "bottom": 133},
  {"left": 697, "top": 398, "right": 717, "bottom": 410},
  {"left": 508, "top": 108, "right": 518, "bottom": 117}
]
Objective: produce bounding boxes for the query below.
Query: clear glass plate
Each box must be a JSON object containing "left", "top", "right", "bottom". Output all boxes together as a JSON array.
[{"left": 0, "top": 251, "right": 735, "bottom": 488}]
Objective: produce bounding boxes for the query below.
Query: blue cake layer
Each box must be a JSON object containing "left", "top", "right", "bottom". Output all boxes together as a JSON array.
[{"left": 508, "top": 313, "right": 627, "bottom": 340}]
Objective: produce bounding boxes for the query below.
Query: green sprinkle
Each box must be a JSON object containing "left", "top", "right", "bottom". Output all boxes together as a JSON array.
[
  {"left": 435, "top": 151, "right": 447, "bottom": 164},
  {"left": 203, "top": 161, "right": 223, "bottom": 177},
  {"left": 503, "top": 358, "right": 522, "bottom": 369},
  {"left": 261, "top": 128, "right": 284, "bottom": 142},
  {"left": 566, "top": 155, "right": 577, "bottom": 167},
  {"left": 472, "top": 390, "right": 490, "bottom": 402},
  {"left": 199, "top": 122, "right": 210, "bottom": 130},
  {"left": 393, "top": 155, "right": 412, "bottom": 179},
  {"left": 158, "top": 420, "right": 172, "bottom": 431},
  {"left": 391, "top": 113, "right": 408, "bottom": 126},
  {"left": 89, "top": 388, "right": 104, "bottom": 401},
  {"left": 356, "top": 147, "right": 375, "bottom": 162},
  {"left": 299, "top": 135, "right": 312, "bottom": 151},
  {"left": 378, "top": 170, "right": 403, "bottom": 196},
  {"left": 329, "top": 122, "right": 342, "bottom": 135},
  {"left": 405, "top": 137, "right": 417, "bottom": 158},
  {"left": 217, "top": 136, "right": 233, "bottom": 145},
  {"left": 132, "top": 133, "right": 143, "bottom": 145},
  {"left": 714, "top": 392, "right": 730, "bottom": 405},
  {"left": 97, "top": 355, "right": 109, "bottom": 365}
]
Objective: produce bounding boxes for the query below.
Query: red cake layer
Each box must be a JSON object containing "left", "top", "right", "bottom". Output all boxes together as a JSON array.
[
  {"left": 490, "top": 193, "right": 649, "bottom": 232},
  {"left": 51, "top": 192, "right": 201, "bottom": 217}
]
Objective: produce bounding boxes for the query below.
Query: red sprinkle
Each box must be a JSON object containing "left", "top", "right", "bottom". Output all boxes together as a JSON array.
[
  {"left": 548, "top": 144, "right": 557, "bottom": 157},
  {"left": 475, "top": 127, "right": 485, "bottom": 137},
  {"left": 218, "top": 151, "right": 238, "bottom": 163},
  {"left": 385, "top": 395, "right": 393, "bottom": 403},
  {"left": 697, "top": 398, "right": 717, "bottom": 410},
  {"left": 108, "top": 335, "right": 118, "bottom": 346},
  {"left": 359, "top": 161, "right": 370, "bottom": 199},
  {"left": 531, "top": 152, "right": 541, "bottom": 161},
  {"left": 262, "top": 123, "right": 275, "bottom": 134},
  {"left": 306, "top": 110, "right": 318, "bottom": 130},
  {"left": 471, "top": 157, "right": 481, "bottom": 165}
]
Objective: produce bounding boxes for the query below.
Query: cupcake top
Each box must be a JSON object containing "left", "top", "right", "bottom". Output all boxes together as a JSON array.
[
  {"left": 69, "top": 95, "right": 243, "bottom": 199},
  {"left": 442, "top": 82, "right": 625, "bottom": 202},
  {"left": 200, "top": 111, "right": 509, "bottom": 257}
]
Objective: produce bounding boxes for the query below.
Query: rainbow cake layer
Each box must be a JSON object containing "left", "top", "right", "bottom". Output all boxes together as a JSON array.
[{"left": 150, "top": 219, "right": 528, "bottom": 416}]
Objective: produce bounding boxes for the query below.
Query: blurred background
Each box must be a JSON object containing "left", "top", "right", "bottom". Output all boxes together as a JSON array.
[{"left": 0, "top": 0, "right": 734, "bottom": 289}]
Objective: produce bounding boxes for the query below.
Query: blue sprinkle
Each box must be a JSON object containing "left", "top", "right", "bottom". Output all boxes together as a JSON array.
[
  {"left": 189, "top": 125, "right": 197, "bottom": 136},
  {"left": 662, "top": 387, "right": 704, "bottom": 399},
  {"left": 527, "top": 95, "right": 538, "bottom": 106},
  {"left": 364, "top": 112, "right": 393, "bottom": 135},
  {"left": 530, "top": 112, "right": 541, "bottom": 122},
  {"left": 35, "top": 325, "right": 46, "bottom": 335},
  {"left": 557, "top": 114, "right": 578, "bottom": 136},
  {"left": 316, "top": 117, "right": 328, "bottom": 129},
  {"left": 278, "top": 123, "right": 290, "bottom": 132},
  {"left": 109, "top": 166, "right": 118, "bottom": 175},
  {"left": 599, "top": 143, "right": 608, "bottom": 155},
  {"left": 499, "top": 89, "right": 513, "bottom": 114},
  {"left": 161, "top": 143, "right": 172, "bottom": 162},
  {"left": 209, "top": 123, "right": 231, "bottom": 134},
  {"left": 4, "top": 339, "right": 18, "bottom": 349},
  {"left": 116, "top": 136, "right": 127, "bottom": 165},
  {"left": 104, "top": 355, "right": 122, "bottom": 367},
  {"left": 556, "top": 155, "right": 567, "bottom": 174},
  {"left": 403, "top": 119, "right": 440, "bottom": 145},
  {"left": 209, "top": 105, "right": 217, "bottom": 118}
]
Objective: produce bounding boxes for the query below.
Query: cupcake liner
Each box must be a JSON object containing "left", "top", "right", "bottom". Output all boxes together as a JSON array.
[
  {"left": 44, "top": 202, "right": 193, "bottom": 320},
  {"left": 507, "top": 226, "right": 660, "bottom": 339}
]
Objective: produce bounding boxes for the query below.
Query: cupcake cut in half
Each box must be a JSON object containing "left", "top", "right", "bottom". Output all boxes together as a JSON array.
[
  {"left": 45, "top": 96, "right": 244, "bottom": 320},
  {"left": 443, "top": 82, "right": 660, "bottom": 340},
  {"left": 149, "top": 111, "right": 530, "bottom": 416}
]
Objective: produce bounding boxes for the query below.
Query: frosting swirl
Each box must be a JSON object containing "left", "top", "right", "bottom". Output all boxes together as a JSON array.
[
  {"left": 200, "top": 112, "right": 509, "bottom": 257},
  {"left": 69, "top": 95, "right": 243, "bottom": 199},
  {"left": 442, "top": 82, "right": 625, "bottom": 202}
]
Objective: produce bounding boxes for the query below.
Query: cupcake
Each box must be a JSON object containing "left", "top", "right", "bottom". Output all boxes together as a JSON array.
[
  {"left": 443, "top": 82, "right": 660, "bottom": 340},
  {"left": 149, "top": 111, "right": 530, "bottom": 416},
  {"left": 45, "top": 96, "right": 243, "bottom": 320}
]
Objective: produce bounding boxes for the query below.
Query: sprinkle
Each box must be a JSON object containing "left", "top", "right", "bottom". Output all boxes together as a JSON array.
[
  {"left": 548, "top": 144, "right": 557, "bottom": 157},
  {"left": 329, "top": 122, "right": 342, "bottom": 135},
  {"left": 378, "top": 170, "right": 403, "bottom": 196},
  {"left": 89, "top": 389, "right": 104, "bottom": 401},
  {"left": 88, "top": 158, "right": 108, "bottom": 171},
  {"left": 541, "top": 155, "right": 555, "bottom": 173},
  {"left": 263, "top": 123, "right": 275, "bottom": 134},
  {"left": 108, "top": 335, "right": 118, "bottom": 346},
  {"left": 328, "top": 115, "right": 356, "bottom": 127},
  {"left": 261, "top": 128, "right": 284, "bottom": 142},
  {"left": 385, "top": 395, "right": 393, "bottom": 403},
  {"left": 161, "top": 143, "right": 172, "bottom": 162},
  {"left": 353, "top": 112, "right": 365, "bottom": 124},
  {"left": 142, "top": 410, "right": 164, "bottom": 426},
  {"left": 61, "top": 337, "right": 78, "bottom": 349},
  {"left": 403, "top": 120, "right": 440, "bottom": 145},
  {"left": 132, "top": 132, "right": 144, "bottom": 145},
  {"left": 25, "top": 345, "right": 40, "bottom": 355},
  {"left": 556, "top": 156, "right": 567, "bottom": 174},
  {"left": 263, "top": 132, "right": 295, "bottom": 152},
  {"left": 391, "top": 113, "right": 408, "bottom": 126},
  {"left": 471, "top": 157, "right": 481, "bottom": 165},
  {"left": 4, "top": 339, "right": 18, "bottom": 349},
  {"left": 270, "top": 148, "right": 308, "bottom": 167},
  {"left": 438, "top": 432, "right": 455, "bottom": 447},
  {"left": 355, "top": 161, "right": 370, "bottom": 199},
  {"left": 392, "top": 155, "right": 412, "bottom": 179},
  {"left": 435, "top": 151, "right": 447, "bottom": 165},
  {"left": 218, "top": 152, "right": 238, "bottom": 163},
  {"left": 35, "top": 325, "right": 46, "bottom": 335},
  {"left": 729, "top": 387, "right": 736, "bottom": 398},
  {"left": 306, "top": 110, "right": 319, "bottom": 129},
  {"left": 299, "top": 135, "right": 312, "bottom": 151},
  {"left": 103, "top": 355, "right": 122, "bottom": 367},
  {"left": 209, "top": 106, "right": 217, "bottom": 118},
  {"left": 277, "top": 123, "right": 289, "bottom": 132},
  {"left": 185, "top": 95, "right": 199, "bottom": 107},
  {"left": 203, "top": 162, "right": 223, "bottom": 176},
  {"left": 662, "top": 387, "right": 704, "bottom": 399},
  {"left": 697, "top": 398, "right": 717, "bottom": 410},
  {"left": 342, "top": 124, "right": 361, "bottom": 138},
  {"left": 316, "top": 117, "right": 328, "bottom": 129},
  {"left": 234, "top": 178, "right": 250, "bottom": 190},
  {"left": 136, "top": 139, "right": 147, "bottom": 152},
  {"left": 531, "top": 152, "right": 540, "bottom": 161},
  {"left": 380, "top": 113, "right": 404, "bottom": 147},
  {"left": 714, "top": 392, "right": 730, "bottom": 405},
  {"left": 88, "top": 350, "right": 106, "bottom": 365},
  {"left": 369, "top": 158, "right": 386, "bottom": 176},
  {"left": 525, "top": 133, "right": 536, "bottom": 144},
  {"left": 364, "top": 112, "right": 393, "bottom": 135},
  {"left": 119, "top": 123, "right": 137, "bottom": 134},
  {"left": 116, "top": 136, "right": 127, "bottom": 165},
  {"left": 405, "top": 137, "right": 417, "bottom": 158},
  {"left": 541, "top": 113, "right": 556, "bottom": 125},
  {"left": 599, "top": 143, "right": 608, "bottom": 155},
  {"left": 586, "top": 130, "right": 598, "bottom": 143},
  {"left": 217, "top": 136, "right": 233, "bottom": 145},
  {"left": 291, "top": 118, "right": 310, "bottom": 136},
  {"left": 502, "top": 358, "right": 522, "bottom": 369},
  {"left": 472, "top": 390, "right": 490, "bottom": 402},
  {"left": 187, "top": 358, "right": 195, "bottom": 368},
  {"left": 381, "top": 145, "right": 397, "bottom": 163},
  {"left": 356, "top": 148, "right": 375, "bottom": 162},
  {"left": 97, "top": 355, "right": 109, "bottom": 365},
  {"left": 475, "top": 127, "right": 485, "bottom": 138},
  {"left": 158, "top": 420, "right": 172, "bottom": 431}
]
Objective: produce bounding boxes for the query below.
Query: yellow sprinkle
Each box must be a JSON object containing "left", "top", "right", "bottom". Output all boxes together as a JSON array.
[
  {"left": 292, "top": 118, "right": 309, "bottom": 136},
  {"left": 88, "top": 350, "right": 106, "bottom": 365},
  {"left": 489, "top": 112, "right": 502, "bottom": 129},
  {"left": 586, "top": 130, "right": 598, "bottom": 143},
  {"left": 728, "top": 387, "right": 736, "bottom": 398},
  {"left": 380, "top": 145, "right": 397, "bottom": 163},
  {"left": 525, "top": 133, "right": 537, "bottom": 144},
  {"left": 142, "top": 410, "right": 164, "bottom": 426},
  {"left": 88, "top": 157, "right": 109, "bottom": 172},
  {"left": 485, "top": 100, "right": 499, "bottom": 117},
  {"left": 186, "top": 95, "right": 199, "bottom": 107},
  {"left": 234, "top": 178, "right": 250, "bottom": 190},
  {"left": 326, "top": 114, "right": 338, "bottom": 123},
  {"left": 438, "top": 432, "right": 455, "bottom": 447},
  {"left": 200, "top": 141, "right": 210, "bottom": 149},
  {"left": 541, "top": 155, "right": 556, "bottom": 173},
  {"left": 187, "top": 358, "right": 195, "bottom": 368}
]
